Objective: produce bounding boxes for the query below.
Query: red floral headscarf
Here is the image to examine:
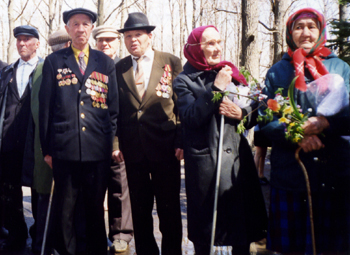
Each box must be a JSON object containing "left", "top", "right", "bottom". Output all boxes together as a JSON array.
[
  {"left": 184, "top": 25, "right": 247, "bottom": 85},
  {"left": 286, "top": 8, "right": 332, "bottom": 91}
]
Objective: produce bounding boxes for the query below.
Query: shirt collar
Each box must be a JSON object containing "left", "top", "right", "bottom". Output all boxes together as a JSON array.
[
  {"left": 131, "top": 47, "right": 154, "bottom": 61},
  {"left": 71, "top": 44, "right": 90, "bottom": 59},
  {"left": 18, "top": 55, "right": 39, "bottom": 67}
]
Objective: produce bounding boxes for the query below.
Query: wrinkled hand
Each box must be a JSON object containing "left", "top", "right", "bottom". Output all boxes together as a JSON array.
[
  {"left": 298, "top": 135, "right": 324, "bottom": 153},
  {"left": 219, "top": 97, "right": 243, "bottom": 120},
  {"left": 112, "top": 150, "right": 124, "bottom": 163},
  {"left": 302, "top": 116, "right": 329, "bottom": 135},
  {"left": 44, "top": 155, "right": 52, "bottom": 169},
  {"left": 175, "top": 148, "right": 184, "bottom": 161},
  {"left": 214, "top": 65, "right": 233, "bottom": 91}
]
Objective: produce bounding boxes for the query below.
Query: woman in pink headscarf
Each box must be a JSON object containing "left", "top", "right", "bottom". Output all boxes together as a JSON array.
[{"left": 173, "top": 26, "right": 267, "bottom": 255}]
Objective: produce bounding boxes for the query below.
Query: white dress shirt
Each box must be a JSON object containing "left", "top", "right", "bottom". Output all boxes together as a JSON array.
[
  {"left": 131, "top": 48, "right": 154, "bottom": 91},
  {"left": 16, "top": 56, "right": 39, "bottom": 97}
]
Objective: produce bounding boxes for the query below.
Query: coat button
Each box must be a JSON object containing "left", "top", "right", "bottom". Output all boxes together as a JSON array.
[
  {"left": 225, "top": 147, "right": 232, "bottom": 153},
  {"left": 82, "top": 127, "right": 86, "bottom": 131},
  {"left": 79, "top": 90, "right": 81, "bottom": 93},
  {"left": 81, "top": 113, "right": 85, "bottom": 119},
  {"left": 80, "top": 101, "right": 84, "bottom": 106}
]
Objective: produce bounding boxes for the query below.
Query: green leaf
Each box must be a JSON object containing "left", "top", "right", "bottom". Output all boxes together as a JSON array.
[{"left": 287, "top": 76, "right": 303, "bottom": 120}]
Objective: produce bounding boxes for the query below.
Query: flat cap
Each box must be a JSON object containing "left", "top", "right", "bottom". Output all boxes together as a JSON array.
[
  {"left": 92, "top": 25, "right": 120, "bottom": 39},
  {"left": 48, "top": 29, "right": 71, "bottom": 46},
  {"left": 13, "top": 25, "right": 39, "bottom": 39},
  {"left": 63, "top": 8, "right": 97, "bottom": 24}
]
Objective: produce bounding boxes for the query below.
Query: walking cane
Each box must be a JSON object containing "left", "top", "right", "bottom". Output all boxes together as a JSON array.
[
  {"left": 295, "top": 147, "right": 316, "bottom": 255},
  {"left": 41, "top": 179, "right": 55, "bottom": 255},
  {"left": 210, "top": 114, "right": 225, "bottom": 255}
]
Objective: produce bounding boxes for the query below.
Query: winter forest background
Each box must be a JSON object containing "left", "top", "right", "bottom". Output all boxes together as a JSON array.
[{"left": 0, "top": 0, "right": 348, "bottom": 83}]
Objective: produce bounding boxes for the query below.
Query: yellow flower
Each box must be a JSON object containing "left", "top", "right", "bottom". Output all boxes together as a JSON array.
[
  {"left": 293, "top": 137, "right": 301, "bottom": 143},
  {"left": 289, "top": 122, "right": 295, "bottom": 127},
  {"left": 283, "top": 106, "right": 293, "bottom": 114},
  {"left": 300, "top": 114, "right": 304, "bottom": 118},
  {"left": 279, "top": 117, "right": 290, "bottom": 124}
]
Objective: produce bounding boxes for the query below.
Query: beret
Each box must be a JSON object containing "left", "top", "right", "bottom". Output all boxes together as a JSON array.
[
  {"left": 48, "top": 29, "right": 71, "bottom": 46},
  {"left": 63, "top": 8, "right": 97, "bottom": 24},
  {"left": 92, "top": 25, "right": 120, "bottom": 39},
  {"left": 13, "top": 25, "right": 39, "bottom": 39}
]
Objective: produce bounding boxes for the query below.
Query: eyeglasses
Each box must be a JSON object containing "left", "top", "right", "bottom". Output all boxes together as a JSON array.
[{"left": 186, "top": 39, "right": 224, "bottom": 48}]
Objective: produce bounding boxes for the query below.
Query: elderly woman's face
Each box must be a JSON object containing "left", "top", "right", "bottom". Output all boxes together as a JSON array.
[
  {"left": 292, "top": 18, "right": 320, "bottom": 53},
  {"left": 201, "top": 27, "right": 222, "bottom": 66}
]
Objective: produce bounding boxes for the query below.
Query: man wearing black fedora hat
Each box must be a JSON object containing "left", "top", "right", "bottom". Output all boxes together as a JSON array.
[
  {"left": 115, "top": 12, "right": 183, "bottom": 255},
  {"left": 39, "top": 7, "right": 118, "bottom": 255},
  {"left": 0, "top": 25, "right": 43, "bottom": 251}
]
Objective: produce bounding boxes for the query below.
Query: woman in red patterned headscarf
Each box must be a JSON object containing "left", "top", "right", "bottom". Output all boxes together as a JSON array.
[
  {"left": 262, "top": 8, "right": 350, "bottom": 255},
  {"left": 174, "top": 25, "right": 267, "bottom": 255}
]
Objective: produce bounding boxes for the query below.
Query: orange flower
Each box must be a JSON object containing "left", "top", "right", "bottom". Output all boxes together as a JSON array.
[{"left": 267, "top": 99, "right": 281, "bottom": 111}]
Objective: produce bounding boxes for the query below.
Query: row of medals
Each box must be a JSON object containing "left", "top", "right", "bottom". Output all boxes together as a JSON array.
[
  {"left": 57, "top": 68, "right": 78, "bottom": 86},
  {"left": 85, "top": 78, "right": 108, "bottom": 109},
  {"left": 155, "top": 74, "right": 172, "bottom": 99}
]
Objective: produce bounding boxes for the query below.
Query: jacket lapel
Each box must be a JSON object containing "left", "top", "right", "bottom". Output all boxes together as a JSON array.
[
  {"left": 63, "top": 47, "right": 84, "bottom": 84},
  {"left": 141, "top": 50, "right": 164, "bottom": 107},
  {"left": 122, "top": 56, "right": 142, "bottom": 104}
]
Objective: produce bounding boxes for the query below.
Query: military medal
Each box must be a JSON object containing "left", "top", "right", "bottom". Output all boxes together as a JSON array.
[
  {"left": 72, "top": 77, "right": 78, "bottom": 84},
  {"left": 57, "top": 69, "right": 63, "bottom": 80},
  {"left": 86, "top": 89, "right": 91, "bottom": 95},
  {"left": 65, "top": 79, "right": 71, "bottom": 86}
]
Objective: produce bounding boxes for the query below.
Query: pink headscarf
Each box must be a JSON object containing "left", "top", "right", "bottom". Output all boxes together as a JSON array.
[{"left": 184, "top": 25, "right": 247, "bottom": 85}]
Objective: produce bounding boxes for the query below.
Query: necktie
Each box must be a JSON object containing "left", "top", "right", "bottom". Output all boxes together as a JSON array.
[
  {"left": 79, "top": 51, "right": 86, "bottom": 75},
  {"left": 135, "top": 56, "right": 145, "bottom": 98}
]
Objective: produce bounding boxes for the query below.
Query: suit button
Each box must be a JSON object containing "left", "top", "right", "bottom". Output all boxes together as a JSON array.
[
  {"left": 79, "top": 90, "right": 81, "bottom": 93},
  {"left": 82, "top": 127, "right": 86, "bottom": 131},
  {"left": 81, "top": 113, "right": 85, "bottom": 119},
  {"left": 225, "top": 147, "right": 232, "bottom": 153},
  {"left": 80, "top": 101, "right": 84, "bottom": 106},
  {"left": 138, "top": 110, "right": 142, "bottom": 113}
]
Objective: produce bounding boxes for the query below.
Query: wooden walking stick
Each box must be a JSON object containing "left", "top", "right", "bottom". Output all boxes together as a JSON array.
[
  {"left": 41, "top": 179, "right": 55, "bottom": 255},
  {"left": 210, "top": 114, "right": 225, "bottom": 255},
  {"left": 295, "top": 147, "right": 316, "bottom": 255}
]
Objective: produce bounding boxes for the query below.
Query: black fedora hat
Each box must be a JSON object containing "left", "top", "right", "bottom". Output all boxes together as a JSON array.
[
  {"left": 63, "top": 8, "right": 97, "bottom": 24},
  {"left": 118, "top": 12, "right": 156, "bottom": 33}
]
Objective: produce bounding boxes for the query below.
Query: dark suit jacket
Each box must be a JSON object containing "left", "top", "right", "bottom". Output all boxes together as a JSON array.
[
  {"left": 39, "top": 46, "right": 118, "bottom": 161},
  {"left": 116, "top": 50, "right": 182, "bottom": 163}
]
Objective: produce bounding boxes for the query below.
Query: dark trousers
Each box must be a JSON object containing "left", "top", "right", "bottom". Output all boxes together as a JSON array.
[
  {"left": 125, "top": 157, "right": 182, "bottom": 255},
  {"left": 108, "top": 161, "right": 133, "bottom": 243},
  {"left": 52, "top": 159, "right": 109, "bottom": 255},
  {"left": 0, "top": 151, "right": 28, "bottom": 241}
]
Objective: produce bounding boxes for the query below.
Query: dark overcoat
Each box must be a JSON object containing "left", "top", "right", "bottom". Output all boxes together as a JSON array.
[
  {"left": 39, "top": 46, "right": 118, "bottom": 161},
  {"left": 173, "top": 62, "right": 267, "bottom": 247}
]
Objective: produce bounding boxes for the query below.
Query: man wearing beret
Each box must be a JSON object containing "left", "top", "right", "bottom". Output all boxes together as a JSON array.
[
  {"left": 93, "top": 24, "right": 133, "bottom": 253},
  {"left": 39, "top": 8, "right": 118, "bottom": 255},
  {"left": 0, "top": 25, "right": 43, "bottom": 251},
  {"left": 115, "top": 12, "right": 183, "bottom": 255},
  {"left": 21, "top": 28, "right": 72, "bottom": 254}
]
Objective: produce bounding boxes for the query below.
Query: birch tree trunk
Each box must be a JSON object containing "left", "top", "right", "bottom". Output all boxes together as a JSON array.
[
  {"left": 169, "top": 0, "right": 176, "bottom": 55},
  {"left": 97, "top": 0, "right": 104, "bottom": 27},
  {"left": 241, "top": 0, "right": 259, "bottom": 79},
  {"left": 273, "top": 0, "right": 289, "bottom": 64},
  {"left": 7, "top": 0, "right": 15, "bottom": 63}
]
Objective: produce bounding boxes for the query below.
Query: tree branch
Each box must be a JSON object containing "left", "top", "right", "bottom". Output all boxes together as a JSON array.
[
  {"left": 14, "top": 0, "right": 30, "bottom": 21},
  {"left": 214, "top": 8, "right": 237, "bottom": 14},
  {"left": 259, "top": 20, "right": 279, "bottom": 32}
]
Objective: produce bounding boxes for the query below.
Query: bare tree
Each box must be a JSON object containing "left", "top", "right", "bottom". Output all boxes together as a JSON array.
[
  {"left": 192, "top": 0, "right": 196, "bottom": 29},
  {"left": 241, "top": 0, "right": 259, "bottom": 79},
  {"left": 7, "top": 0, "right": 15, "bottom": 63},
  {"left": 97, "top": 0, "right": 104, "bottom": 26},
  {"left": 169, "top": 0, "right": 176, "bottom": 55}
]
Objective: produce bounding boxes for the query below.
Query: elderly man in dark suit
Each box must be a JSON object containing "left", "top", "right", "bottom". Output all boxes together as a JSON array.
[
  {"left": 39, "top": 8, "right": 118, "bottom": 255},
  {"left": 0, "top": 25, "right": 42, "bottom": 251},
  {"left": 115, "top": 12, "right": 183, "bottom": 255}
]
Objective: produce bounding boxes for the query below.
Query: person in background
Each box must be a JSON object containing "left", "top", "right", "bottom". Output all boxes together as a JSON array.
[
  {"left": 173, "top": 25, "right": 267, "bottom": 255},
  {"left": 39, "top": 8, "right": 118, "bottom": 255},
  {"left": 0, "top": 25, "right": 42, "bottom": 251},
  {"left": 261, "top": 8, "right": 350, "bottom": 254},
  {"left": 93, "top": 25, "right": 134, "bottom": 253},
  {"left": 115, "top": 12, "right": 183, "bottom": 255},
  {"left": 22, "top": 28, "right": 71, "bottom": 255}
]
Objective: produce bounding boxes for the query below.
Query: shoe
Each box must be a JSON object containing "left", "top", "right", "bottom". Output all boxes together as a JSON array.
[
  {"left": 111, "top": 239, "right": 128, "bottom": 253},
  {"left": 259, "top": 177, "right": 269, "bottom": 185}
]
